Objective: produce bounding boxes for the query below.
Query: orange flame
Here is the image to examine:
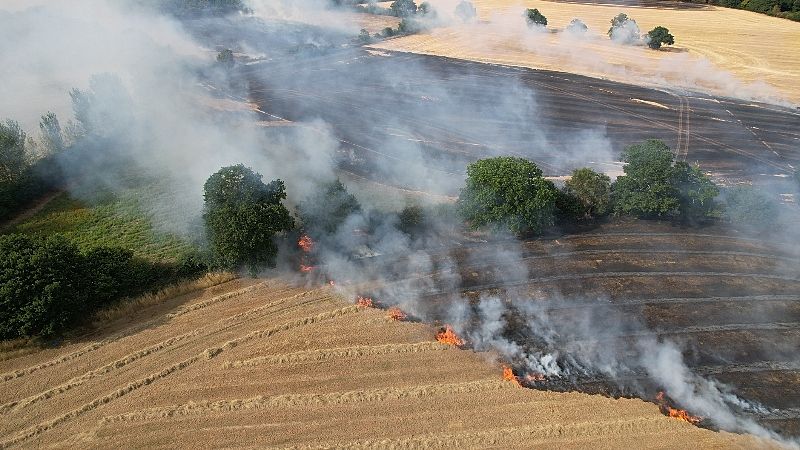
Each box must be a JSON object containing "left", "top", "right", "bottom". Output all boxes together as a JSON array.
[
  {"left": 502, "top": 365, "right": 523, "bottom": 387},
  {"left": 298, "top": 234, "right": 314, "bottom": 252},
  {"left": 387, "top": 307, "right": 407, "bottom": 321},
  {"left": 299, "top": 264, "right": 314, "bottom": 273},
  {"left": 436, "top": 325, "right": 464, "bottom": 347},
  {"left": 356, "top": 296, "right": 374, "bottom": 308},
  {"left": 655, "top": 391, "right": 702, "bottom": 425}
]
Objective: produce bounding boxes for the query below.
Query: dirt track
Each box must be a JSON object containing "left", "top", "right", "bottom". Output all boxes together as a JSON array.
[{"left": 0, "top": 278, "right": 762, "bottom": 448}]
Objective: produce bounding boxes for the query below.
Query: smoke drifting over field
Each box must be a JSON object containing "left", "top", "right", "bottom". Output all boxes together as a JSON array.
[{"left": 2, "top": 0, "right": 798, "bottom": 446}]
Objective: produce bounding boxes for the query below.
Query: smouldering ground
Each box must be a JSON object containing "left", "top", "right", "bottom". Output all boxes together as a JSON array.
[
  {"left": 371, "top": 0, "right": 800, "bottom": 104},
  {"left": 0, "top": 278, "right": 760, "bottom": 448}
]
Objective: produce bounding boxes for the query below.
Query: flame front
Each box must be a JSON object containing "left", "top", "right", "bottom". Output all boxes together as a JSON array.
[
  {"left": 387, "top": 307, "right": 407, "bottom": 321},
  {"left": 299, "top": 264, "right": 314, "bottom": 273},
  {"left": 655, "top": 391, "right": 702, "bottom": 425},
  {"left": 356, "top": 296, "right": 374, "bottom": 308},
  {"left": 298, "top": 234, "right": 314, "bottom": 252},
  {"left": 502, "top": 365, "right": 523, "bottom": 388},
  {"left": 436, "top": 325, "right": 464, "bottom": 347}
]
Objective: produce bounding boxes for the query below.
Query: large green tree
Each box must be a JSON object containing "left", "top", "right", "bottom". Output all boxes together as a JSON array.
[
  {"left": 564, "top": 168, "right": 612, "bottom": 218},
  {"left": 203, "top": 164, "right": 294, "bottom": 273},
  {"left": 457, "top": 156, "right": 558, "bottom": 235},
  {"left": 613, "top": 139, "right": 719, "bottom": 220},
  {"left": 299, "top": 179, "right": 361, "bottom": 235},
  {"left": 391, "top": 0, "right": 418, "bottom": 17},
  {"left": 646, "top": 26, "right": 675, "bottom": 50}
]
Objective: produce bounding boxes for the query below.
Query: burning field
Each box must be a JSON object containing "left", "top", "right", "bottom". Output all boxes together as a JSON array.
[{"left": 0, "top": 277, "right": 771, "bottom": 448}]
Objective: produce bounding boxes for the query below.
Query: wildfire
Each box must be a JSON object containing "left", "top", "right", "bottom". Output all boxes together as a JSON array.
[
  {"left": 435, "top": 325, "right": 464, "bottom": 347},
  {"left": 655, "top": 391, "right": 702, "bottom": 425},
  {"left": 356, "top": 296, "right": 374, "bottom": 308},
  {"left": 524, "top": 373, "right": 546, "bottom": 383},
  {"left": 299, "top": 264, "right": 314, "bottom": 273},
  {"left": 386, "top": 307, "right": 407, "bottom": 321},
  {"left": 298, "top": 234, "right": 314, "bottom": 252},
  {"left": 502, "top": 365, "right": 523, "bottom": 388}
]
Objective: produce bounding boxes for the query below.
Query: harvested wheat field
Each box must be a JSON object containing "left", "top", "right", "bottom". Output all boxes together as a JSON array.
[
  {"left": 0, "top": 278, "right": 768, "bottom": 448},
  {"left": 372, "top": 0, "right": 800, "bottom": 103}
]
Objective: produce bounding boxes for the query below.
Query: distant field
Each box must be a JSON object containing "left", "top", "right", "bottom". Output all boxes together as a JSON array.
[{"left": 371, "top": 0, "right": 800, "bottom": 103}]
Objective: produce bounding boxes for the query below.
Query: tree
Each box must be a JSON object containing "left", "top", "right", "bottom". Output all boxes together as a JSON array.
[
  {"left": 613, "top": 139, "right": 680, "bottom": 217},
  {"left": 646, "top": 26, "right": 675, "bottom": 50},
  {"left": 391, "top": 0, "right": 417, "bottom": 17},
  {"left": 564, "top": 168, "right": 612, "bottom": 218},
  {"left": 217, "top": 48, "right": 235, "bottom": 67},
  {"left": 203, "top": 164, "right": 294, "bottom": 273},
  {"left": 358, "top": 28, "right": 372, "bottom": 43},
  {"left": 722, "top": 186, "right": 778, "bottom": 230},
  {"left": 566, "top": 18, "right": 588, "bottom": 34},
  {"left": 457, "top": 157, "right": 558, "bottom": 235},
  {"left": 299, "top": 179, "right": 361, "bottom": 235},
  {"left": 0, "top": 119, "right": 28, "bottom": 184},
  {"left": 526, "top": 8, "right": 548, "bottom": 26},
  {"left": 397, "top": 203, "right": 425, "bottom": 235},
  {"left": 418, "top": 2, "right": 433, "bottom": 15},
  {"left": 672, "top": 162, "right": 719, "bottom": 222},
  {"left": 455, "top": 1, "right": 477, "bottom": 22},
  {"left": 39, "top": 112, "right": 64, "bottom": 155},
  {"left": 608, "top": 13, "right": 630, "bottom": 36}
]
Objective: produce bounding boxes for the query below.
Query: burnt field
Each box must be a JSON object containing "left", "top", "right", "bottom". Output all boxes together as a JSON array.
[
  {"left": 366, "top": 219, "right": 800, "bottom": 438},
  {"left": 242, "top": 49, "right": 800, "bottom": 192}
]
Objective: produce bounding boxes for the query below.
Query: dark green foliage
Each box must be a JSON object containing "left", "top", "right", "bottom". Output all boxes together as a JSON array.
[
  {"left": 646, "top": 26, "right": 675, "bottom": 50},
  {"left": 457, "top": 157, "right": 558, "bottom": 235},
  {"left": 397, "top": 204, "right": 425, "bottom": 235},
  {"left": 391, "top": 0, "right": 418, "bottom": 17},
  {"left": 554, "top": 188, "right": 585, "bottom": 223},
  {"left": 564, "top": 168, "right": 612, "bottom": 218},
  {"left": 526, "top": 8, "right": 548, "bottom": 26},
  {"left": 613, "top": 139, "right": 719, "bottom": 221},
  {"left": 381, "top": 27, "right": 396, "bottom": 37},
  {"left": 398, "top": 18, "right": 423, "bottom": 33},
  {"left": 699, "top": 0, "right": 799, "bottom": 21},
  {"left": 299, "top": 179, "right": 362, "bottom": 235},
  {"left": 672, "top": 162, "right": 720, "bottom": 222},
  {"left": 0, "top": 120, "right": 27, "bottom": 184},
  {"left": 216, "top": 48, "right": 235, "bottom": 67},
  {"left": 608, "top": 13, "right": 631, "bottom": 36},
  {"left": 203, "top": 165, "right": 294, "bottom": 273},
  {"left": 722, "top": 186, "right": 779, "bottom": 230},
  {"left": 418, "top": 2, "right": 434, "bottom": 16},
  {"left": 0, "top": 233, "right": 206, "bottom": 339},
  {"left": 613, "top": 140, "right": 679, "bottom": 217}
]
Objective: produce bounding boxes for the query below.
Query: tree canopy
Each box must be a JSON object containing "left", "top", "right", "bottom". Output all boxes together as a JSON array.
[
  {"left": 391, "top": 0, "right": 418, "bottom": 17},
  {"left": 526, "top": 8, "right": 548, "bottom": 26},
  {"left": 613, "top": 139, "right": 719, "bottom": 220},
  {"left": 564, "top": 168, "right": 612, "bottom": 218},
  {"left": 646, "top": 26, "right": 675, "bottom": 50},
  {"left": 299, "top": 179, "right": 362, "bottom": 236},
  {"left": 203, "top": 164, "right": 294, "bottom": 273},
  {"left": 0, "top": 119, "right": 27, "bottom": 185},
  {"left": 457, "top": 156, "right": 558, "bottom": 235}
]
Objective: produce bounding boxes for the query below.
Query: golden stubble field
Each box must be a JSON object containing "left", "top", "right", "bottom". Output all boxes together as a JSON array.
[
  {"left": 371, "top": 0, "right": 800, "bottom": 104},
  {"left": 0, "top": 278, "right": 762, "bottom": 448}
]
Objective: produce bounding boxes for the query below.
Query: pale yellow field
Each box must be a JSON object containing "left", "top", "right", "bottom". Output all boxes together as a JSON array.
[
  {"left": 371, "top": 0, "right": 800, "bottom": 103},
  {"left": 0, "top": 278, "right": 765, "bottom": 448}
]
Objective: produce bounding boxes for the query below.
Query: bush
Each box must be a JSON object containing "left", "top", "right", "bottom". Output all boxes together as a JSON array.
[
  {"left": 564, "top": 168, "right": 612, "bottom": 218},
  {"left": 722, "top": 186, "right": 779, "bottom": 230},
  {"left": 526, "top": 8, "right": 548, "bottom": 26},
  {"left": 203, "top": 164, "right": 295, "bottom": 273},
  {"left": 299, "top": 179, "right": 361, "bottom": 236},
  {"left": 397, "top": 204, "right": 425, "bottom": 235},
  {"left": 457, "top": 156, "right": 558, "bottom": 235}
]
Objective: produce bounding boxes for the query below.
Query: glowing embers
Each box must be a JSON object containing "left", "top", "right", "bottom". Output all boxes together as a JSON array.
[
  {"left": 656, "top": 391, "right": 702, "bottom": 425},
  {"left": 297, "top": 234, "right": 315, "bottom": 273},
  {"left": 436, "top": 325, "right": 465, "bottom": 347},
  {"left": 386, "top": 307, "right": 407, "bottom": 321},
  {"left": 356, "top": 296, "right": 374, "bottom": 308}
]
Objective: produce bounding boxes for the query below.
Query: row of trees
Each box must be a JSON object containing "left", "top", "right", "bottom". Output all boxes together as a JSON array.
[
  {"left": 457, "top": 139, "right": 780, "bottom": 235},
  {"left": 525, "top": 9, "right": 675, "bottom": 50}
]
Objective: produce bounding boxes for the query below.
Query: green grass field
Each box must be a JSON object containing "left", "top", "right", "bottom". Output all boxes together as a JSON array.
[{"left": 7, "top": 186, "right": 200, "bottom": 264}]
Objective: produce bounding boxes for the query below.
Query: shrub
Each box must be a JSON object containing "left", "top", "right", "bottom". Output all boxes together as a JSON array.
[
  {"left": 299, "top": 179, "right": 362, "bottom": 236},
  {"left": 397, "top": 204, "right": 425, "bottom": 235},
  {"left": 457, "top": 156, "right": 558, "bottom": 235}
]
